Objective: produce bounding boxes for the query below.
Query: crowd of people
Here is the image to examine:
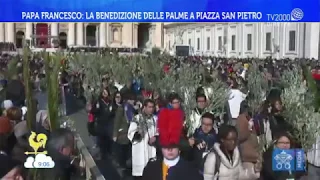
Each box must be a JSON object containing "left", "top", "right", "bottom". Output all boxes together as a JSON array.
[
  {"left": 0, "top": 55, "right": 83, "bottom": 180},
  {"left": 0, "top": 49, "right": 320, "bottom": 180},
  {"left": 78, "top": 54, "right": 320, "bottom": 180},
  {"left": 0, "top": 43, "right": 16, "bottom": 52}
]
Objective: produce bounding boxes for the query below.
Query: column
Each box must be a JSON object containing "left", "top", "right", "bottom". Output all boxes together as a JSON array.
[
  {"left": 76, "top": 23, "right": 84, "bottom": 46},
  {"left": 133, "top": 23, "right": 138, "bottom": 48},
  {"left": 106, "top": 23, "right": 110, "bottom": 46},
  {"left": 67, "top": 23, "right": 75, "bottom": 46},
  {"left": 99, "top": 23, "right": 106, "bottom": 47},
  {"left": 5, "top": 23, "right": 15, "bottom": 43},
  {"left": 25, "top": 23, "right": 33, "bottom": 41},
  {"left": 51, "top": 23, "right": 59, "bottom": 47},
  {"left": 0, "top": 23, "right": 4, "bottom": 42},
  {"left": 305, "top": 23, "right": 320, "bottom": 59},
  {"left": 239, "top": 24, "right": 244, "bottom": 58},
  {"left": 122, "top": 23, "right": 133, "bottom": 47},
  {"left": 96, "top": 26, "right": 99, "bottom": 47}
]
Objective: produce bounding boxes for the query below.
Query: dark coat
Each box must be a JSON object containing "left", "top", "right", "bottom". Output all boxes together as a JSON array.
[
  {"left": 112, "top": 105, "right": 132, "bottom": 144},
  {"left": 91, "top": 98, "right": 115, "bottom": 137},
  {"left": 6, "top": 80, "right": 25, "bottom": 106},
  {"left": 192, "top": 128, "right": 217, "bottom": 170},
  {"left": 254, "top": 114, "right": 293, "bottom": 139},
  {"left": 44, "top": 148, "right": 75, "bottom": 180},
  {"left": 0, "top": 154, "right": 21, "bottom": 178},
  {"left": 120, "top": 86, "right": 135, "bottom": 99},
  {"left": 11, "top": 135, "right": 30, "bottom": 163},
  {"left": 142, "top": 158, "right": 203, "bottom": 180},
  {"left": 0, "top": 88, "right": 6, "bottom": 104},
  {"left": 6, "top": 133, "right": 17, "bottom": 155}
]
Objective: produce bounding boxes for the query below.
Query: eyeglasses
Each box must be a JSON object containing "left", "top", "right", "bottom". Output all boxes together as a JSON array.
[
  {"left": 115, "top": 96, "right": 121, "bottom": 98},
  {"left": 277, "top": 141, "right": 290, "bottom": 145},
  {"left": 197, "top": 100, "right": 206, "bottom": 103},
  {"left": 172, "top": 101, "right": 180, "bottom": 104},
  {"left": 202, "top": 123, "right": 213, "bottom": 127}
]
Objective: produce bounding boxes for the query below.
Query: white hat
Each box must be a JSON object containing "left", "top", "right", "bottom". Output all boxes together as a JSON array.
[
  {"left": 21, "top": 106, "right": 27, "bottom": 121},
  {"left": 21, "top": 106, "right": 27, "bottom": 115},
  {"left": 2, "top": 100, "right": 13, "bottom": 110}
]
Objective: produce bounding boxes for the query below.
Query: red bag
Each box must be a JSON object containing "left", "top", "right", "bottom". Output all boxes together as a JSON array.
[
  {"left": 87, "top": 113, "right": 97, "bottom": 136},
  {"left": 88, "top": 113, "right": 94, "bottom": 123}
]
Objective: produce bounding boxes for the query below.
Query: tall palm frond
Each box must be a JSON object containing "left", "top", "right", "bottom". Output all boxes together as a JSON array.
[{"left": 43, "top": 51, "right": 61, "bottom": 131}]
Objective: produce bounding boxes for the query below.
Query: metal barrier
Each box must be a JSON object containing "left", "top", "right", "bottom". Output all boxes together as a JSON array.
[
  {"left": 75, "top": 134, "right": 106, "bottom": 180},
  {"left": 59, "top": 88, "right": 105, "bottom": 180}
]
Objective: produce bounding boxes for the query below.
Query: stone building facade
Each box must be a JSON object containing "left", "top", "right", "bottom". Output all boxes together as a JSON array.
[
  {"left": 0, "top": 22, "right": 319, "bottom": 59},
  {"left": 0, "top": 23, "right": 163, "bottom": 49},
  {"left": 164, "top": 23, "right": 320, "bottom": 59}
]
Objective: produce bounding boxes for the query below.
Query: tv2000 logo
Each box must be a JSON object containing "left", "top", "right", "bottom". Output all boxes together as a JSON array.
[{"left": 267, "top": 8, "right": 304, "bottom": 22}]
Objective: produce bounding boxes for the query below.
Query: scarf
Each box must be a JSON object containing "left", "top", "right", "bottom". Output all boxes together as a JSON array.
[{"left": 162, "top": 156, "right": 180, "bottom": 180}]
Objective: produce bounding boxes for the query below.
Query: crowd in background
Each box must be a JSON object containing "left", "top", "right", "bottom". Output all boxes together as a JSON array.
[
  {"left": 0, "top": 51, "right": 320, "bottom": 180},
  {"left": 80, "top": 55, "right": 320, "bottom": 180}
]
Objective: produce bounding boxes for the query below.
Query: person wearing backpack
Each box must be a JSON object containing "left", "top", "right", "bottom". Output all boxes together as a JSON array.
[{"left": 203, "top": 125, "right": 242, "bottom": 180}]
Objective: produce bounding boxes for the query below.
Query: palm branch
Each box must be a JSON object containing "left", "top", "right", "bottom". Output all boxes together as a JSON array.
[
  {"left": 281, "top": 67, "right": 320, "bottom": 149},
  {"left": 43, "top": 51, "right": 61, "bottom": 131},
  {"left": 23, "top": 46, "right": 34, "bottom": 129}
]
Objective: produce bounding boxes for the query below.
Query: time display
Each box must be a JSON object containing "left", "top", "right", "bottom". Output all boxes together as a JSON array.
[{"left": 36, "top": 162, "right": 52, "bottom": 168}]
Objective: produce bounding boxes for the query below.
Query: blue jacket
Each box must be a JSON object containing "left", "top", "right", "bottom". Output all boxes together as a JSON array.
[
  {"left": 132, "top": 78, "right": 143, "bottom": 95},
  {"left": 193, "top": 128, "right": 217, "bottom": 149},
  {"left": 124, "top": 103, "right": 135, "bottom": 122}
]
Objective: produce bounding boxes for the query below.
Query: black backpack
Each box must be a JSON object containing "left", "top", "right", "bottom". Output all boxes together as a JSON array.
[{"left": 201, "top": 148, "right": 221, "bottom": 178}]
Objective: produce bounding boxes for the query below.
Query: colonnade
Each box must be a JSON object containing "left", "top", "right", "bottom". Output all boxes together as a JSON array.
[{"left": 0, "top": 22, "right": 164, "bottom": 49}]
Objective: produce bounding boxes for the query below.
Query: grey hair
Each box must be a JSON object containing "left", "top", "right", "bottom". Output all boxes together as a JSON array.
[{"left": 47, "top": 128, "right": 74, "bottom": 151}]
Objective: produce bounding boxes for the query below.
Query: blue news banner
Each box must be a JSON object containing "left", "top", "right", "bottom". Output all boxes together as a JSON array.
[
  {"left": 1, "top": 0, "right": 320, "bottom": 22},
  {"left": 272, "top": 149, "right": 306, "bottom": 172}
]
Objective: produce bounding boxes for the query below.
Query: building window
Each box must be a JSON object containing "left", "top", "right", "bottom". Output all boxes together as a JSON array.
[
  {"left": 112, "top": 28, "right": 120, "bottom": 42},
  {"left": 231, "top": 35, "right": 236, "bottom": 51},
  {"left": 247, "top": 34, "right": 252, "bottom": 51},
  {"left": 207, "top": 37, "right": 210, "bottom": 51},
  {"left": 188, "top": 38, "right": 191, "bottom": 45},
  {"left": 266, "top": 32, "right": 272, "bottom": 51},
  {"left": 218, "top": 36, "right": 222, "bottom": 50},
  {"left": 197, "top": 38, "right": 200, "bottom": 50},
  {"left": 289, "top": 30, "right": 296, "bottom": 51}
]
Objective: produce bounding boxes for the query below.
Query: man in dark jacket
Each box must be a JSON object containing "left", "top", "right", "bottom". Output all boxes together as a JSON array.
[
  {"left": 120, "top": 79, "right": 135, "bottom": 97},
  {"left": 44, "top": 128, "right": 77, "bottom": 180},
  {"left": 91, "top": 91, "right": 115, "bottom": 159},
  {"left": 6, "top": 75, "right": 25, "bottom": 107}
]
